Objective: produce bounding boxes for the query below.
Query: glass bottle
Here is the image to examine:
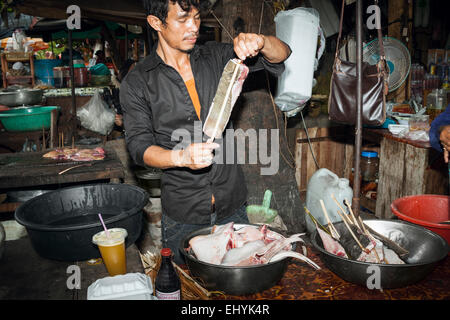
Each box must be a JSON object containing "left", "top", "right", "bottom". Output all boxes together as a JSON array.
[
  {"left": 155, "top": 248, "right": 181, "bottom": 300},
  {"left": 360, "top": 151, "right": 379, "bottom": 182}
]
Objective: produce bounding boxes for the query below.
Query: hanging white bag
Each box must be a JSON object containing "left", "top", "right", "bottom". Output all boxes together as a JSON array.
[{"left": 274, "top": 7, "right": 324, "bottom": 117}]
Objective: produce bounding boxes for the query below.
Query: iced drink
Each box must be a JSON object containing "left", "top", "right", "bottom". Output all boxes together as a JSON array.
[{"left": 92, "top": 228, "right": 128, "bottom": 276}]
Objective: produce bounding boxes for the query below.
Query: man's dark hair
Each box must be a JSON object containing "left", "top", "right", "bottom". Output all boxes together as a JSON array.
[{"left": 142, "top": 0, "right": 211, "bottom": 24}]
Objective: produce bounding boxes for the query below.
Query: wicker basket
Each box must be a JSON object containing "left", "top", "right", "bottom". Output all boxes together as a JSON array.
[
  {"left": 4, "top": 51, "right": 32, "bottom": 61},
  {"left": 8, "top": 69, "right": 27, "bottom": 76}
]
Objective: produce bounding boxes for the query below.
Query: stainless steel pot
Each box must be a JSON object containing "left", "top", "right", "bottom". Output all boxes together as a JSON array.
[
  {"left": 0, "top": 88, "right": 44, "bottom": 107},
  {"left": 180, "top": 224, "right": 296, "bottom": 295},
  {"left": 311, "top": 219, "right": 449, "bottom": 289}
]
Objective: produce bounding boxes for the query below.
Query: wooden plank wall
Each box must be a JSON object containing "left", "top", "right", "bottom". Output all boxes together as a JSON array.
[
  {"left": 295, "top": 126, "right": 355, "bottom": 200},
  {"left": 376, "top": 138, "right": 449, "bottom": 218}
]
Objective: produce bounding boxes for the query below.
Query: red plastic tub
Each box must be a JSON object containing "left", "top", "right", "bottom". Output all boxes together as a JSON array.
[{"left": 391, "top": 195, "right": 450, "bottom": 253}]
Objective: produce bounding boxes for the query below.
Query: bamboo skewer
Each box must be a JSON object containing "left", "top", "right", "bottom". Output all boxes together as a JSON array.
[
  {"left": 58, "top": 163, "right": 93, "bottom": 175},
  {"left": 334, "top": 204, "right": 367, "bottom": 253},
  {"left": 358, "top": 216, "right": 381, "bottom": 262},
  {"left": 304, "top": 206, "right": 331, "bottom": 235},
  {"left": 42, "top": 127, "right": 46, "bottom": 150},
  {"left": 331, "top": 193, "right": 354, "bottom": 226},
  {"left": 344, "top": 199, "right": 362, "bottom": 230},
  {"left": 319, "top": 199, "right": 340, "bottom": 240}
]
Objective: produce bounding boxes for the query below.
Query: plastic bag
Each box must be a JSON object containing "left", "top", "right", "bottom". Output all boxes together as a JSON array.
[
  {"left": 397, "top": 129, "right": 429, "bottom": 142},
  {"left": 77, "top": 90, "right": 115, "bottom": 135}
]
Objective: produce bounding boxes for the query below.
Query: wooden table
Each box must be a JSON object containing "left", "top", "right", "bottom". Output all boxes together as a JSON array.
[
  {"left": 364, "top": 128, "right": 449, "bottom": 219},
  {"left": 0, "top": 143, "right": 124, "bottom": 212},
  {"left": 0, "top": 237, "right": 144, "bottom": 300},
  {"left": 2, "top": 236, "right": 448, "bottom": 300},
  {"left": 210, "top": 245, "right": 450, "bottom": 300},
  {"left": 0, "top": 143, "right": 124, "bottom": 190}
]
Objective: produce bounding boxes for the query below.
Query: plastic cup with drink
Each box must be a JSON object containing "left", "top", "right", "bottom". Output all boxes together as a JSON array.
[{"left": 92, "top": 218, "right": 128, "bottom": 276}]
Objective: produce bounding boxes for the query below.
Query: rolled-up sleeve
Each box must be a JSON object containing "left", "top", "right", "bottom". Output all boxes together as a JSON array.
[
  {"left": 120, "top": 70, "right": 156, "bottom": 167},
  {"left": 205, "top": 41, "right": 286, "bottom": 76}
]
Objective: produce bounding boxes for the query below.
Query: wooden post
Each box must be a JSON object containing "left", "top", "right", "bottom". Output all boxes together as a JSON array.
[
  {"left": 352, "top": 0, "right": 363, "bottom": 218},
  {"left": 68, "top": 29, "right": 77, "bottom": 144},
  {"left": 387, "top": 0, "right": 413, "bottom": 102}
]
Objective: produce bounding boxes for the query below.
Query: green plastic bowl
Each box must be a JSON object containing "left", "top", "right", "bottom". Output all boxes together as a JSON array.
[{"left": 0, "top": 106, "right": 60, "bottom": 132}]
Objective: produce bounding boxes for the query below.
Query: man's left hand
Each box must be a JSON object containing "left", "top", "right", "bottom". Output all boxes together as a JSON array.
[{"left": 233, "top": 33, "right": 265, "bottom": 61}]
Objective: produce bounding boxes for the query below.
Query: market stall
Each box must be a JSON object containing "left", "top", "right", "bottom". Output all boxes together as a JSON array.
[{"left": 0, "top": 0, "right": 448, "bottom": 305}]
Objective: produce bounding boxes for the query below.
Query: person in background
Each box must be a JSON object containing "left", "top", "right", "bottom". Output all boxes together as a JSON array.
[
  {"left": 113, "top": 59, "right": 137, "bottom": 128},
  {"left": 430, "top": 104, "right": 450, "bottom": 163},
  {"left": 430, "top": 104, "right": 450, "bottom": 192},
  {"left": 119, "top": 59, "right": 137, "bottom": 82},
  {"left": 94, "top": 50, "right": 106, "bottom": 65},
  {"left": 120, "top": 0, "right": 291, "bottom": 264}
]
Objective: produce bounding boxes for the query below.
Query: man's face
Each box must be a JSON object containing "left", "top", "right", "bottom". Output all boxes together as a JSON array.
[{"left": 157, "top": 2, "right": 201, "bottom": 53}]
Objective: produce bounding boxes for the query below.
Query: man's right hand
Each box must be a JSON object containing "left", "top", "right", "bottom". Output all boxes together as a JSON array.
[{"left": 175, "top": 142, "right": 220, "bottom": 170}]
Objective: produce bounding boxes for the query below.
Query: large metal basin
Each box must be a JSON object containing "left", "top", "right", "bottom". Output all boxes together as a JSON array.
[
  {"left": 311, "top": 219, "right": 448, "bottom": 289},
  {"left": 0, "top": 88, "right": 44, "bottom": 107},
  {"left": 180, "top": 224, "right": 297, "bottom": 295}
]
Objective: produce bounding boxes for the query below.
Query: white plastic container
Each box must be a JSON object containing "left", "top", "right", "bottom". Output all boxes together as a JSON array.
[
  {"left": 305, "top": 168, "right": 353, "bottom": 234},
  {"left": 274, "top": 7, "right": 320, "bottom": 113},
  {"left": 87, "top": 273, "right": 157, "bottom": 300}
]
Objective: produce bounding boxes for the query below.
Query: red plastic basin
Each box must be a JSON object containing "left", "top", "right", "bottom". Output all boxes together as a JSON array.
[{"left": 391, "top": 195, "right": 450, "bottom": 253}]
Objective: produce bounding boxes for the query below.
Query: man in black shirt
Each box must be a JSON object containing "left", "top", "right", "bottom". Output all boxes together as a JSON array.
[{"left": 121, "top": 0, "right": 291, "bottom": 263}]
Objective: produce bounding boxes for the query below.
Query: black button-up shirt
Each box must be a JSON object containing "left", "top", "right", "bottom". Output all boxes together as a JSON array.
[{"left": 120, "top": 41, "right": 285, "bottom": 224}]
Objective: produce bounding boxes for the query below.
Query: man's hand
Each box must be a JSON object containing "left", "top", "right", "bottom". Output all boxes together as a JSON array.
[
  {"left": 233, "top": 33, "right": 291, "bottom": 63},
  {"left": 440, "top": 125, "right": 450, "bottom": 163},
  {"left": 175, "top": 142, "right": 220, "bottom": 170},
  {"left": 233, "top": 33, "right": 265, "bottom": 61}
]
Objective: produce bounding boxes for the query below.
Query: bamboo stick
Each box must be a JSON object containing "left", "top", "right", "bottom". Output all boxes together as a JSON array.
[
  {"left": 331, "top": 193, "right": 354, "bottom": 226},
  {"left": 304, "top": 206, "right": 331, "bottom": 235},
  {"left": 358, "top": 216, "right": 381, "bottom": 262},
  {"left": 334, "top": 204, "right": 367, "bottom": 253},
  {"left": 319, "top": 199, "right": 340, "bottom": 239},
  {"left": 344, "top": 199, "right": 362, "bottom": 230},
  {"left": 42, "top": 127, "right": 46, "bottom": 150}
]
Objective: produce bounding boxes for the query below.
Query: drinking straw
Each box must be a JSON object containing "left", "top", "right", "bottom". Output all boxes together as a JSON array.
[{"left": 98, "top": 213, "right": 111, "bottom": 238}]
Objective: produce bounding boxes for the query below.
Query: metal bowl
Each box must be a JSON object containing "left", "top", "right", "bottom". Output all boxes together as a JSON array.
[
  {"left": 311, "top": 219, "right": 449, "bottom": 289},
  {"left": 0, "top": 88, "right": 43, "bottom": 107},
  {"left": 180, "top": 224, "right": 296, "bottom": 295}
]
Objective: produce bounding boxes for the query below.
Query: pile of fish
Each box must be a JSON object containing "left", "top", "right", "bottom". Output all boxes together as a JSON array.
[
  {"left": 187, "top": 222, "right": 320, "bottom": 270},
  {"left": 308, "top": 195, "right": 408, "bottom": 264}
]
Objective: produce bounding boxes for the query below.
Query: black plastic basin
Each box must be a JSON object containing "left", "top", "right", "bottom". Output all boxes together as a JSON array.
[{"left": 15, "top": 184, "right": 148, "bottom": 261}]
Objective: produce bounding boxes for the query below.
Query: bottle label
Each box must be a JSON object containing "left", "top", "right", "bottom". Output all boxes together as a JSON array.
[{"left": 156, "top": 289, "right": 181, "bottom": 300}]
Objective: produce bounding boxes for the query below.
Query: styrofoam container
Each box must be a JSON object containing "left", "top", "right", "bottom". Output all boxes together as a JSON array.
[
  {"left": 87, "top": 273, "right": 157, "bottom": 300},
  {"left": 388, "top": 124, "right": 409, "bottom": 135},
  {"left": 1, "top": 220, "right": 27, "bottom": 241}
]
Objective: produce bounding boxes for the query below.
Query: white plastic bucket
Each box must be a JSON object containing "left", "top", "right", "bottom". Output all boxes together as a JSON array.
[
  {"left": 274, "top": 7, "right": 320, "bottom": 113},
  {"left": 305, "top": 168, "right": 353, "bottom": 234}
]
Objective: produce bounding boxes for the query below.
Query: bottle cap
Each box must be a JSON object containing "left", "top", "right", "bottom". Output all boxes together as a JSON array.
[
  {"left": 161, "top": 248, "right": 172, "bottom": 257},
  {"left": 361, "top": 151, "right": 378, "bottom": 158}
]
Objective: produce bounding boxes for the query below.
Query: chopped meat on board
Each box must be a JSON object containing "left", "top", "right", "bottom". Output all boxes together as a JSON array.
[{"left": 43, "top": 147, "right": 105, "bottom": 161}]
